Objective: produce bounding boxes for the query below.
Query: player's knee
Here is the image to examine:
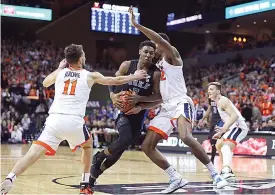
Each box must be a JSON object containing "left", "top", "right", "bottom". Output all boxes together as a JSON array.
[
  {"left": 179, "top": 133, "right": 193, "bottom": 146},
  {"left": 116, "top": 136, "right": 133, "bottom": 150},
  {"left": 141, "top": 141, "right": 155, "bottom": 154},
  {"left": 27, "top": 144, "right": 46, "bottom": 159},
  {"left": 223, "top": 141, "right": 235, "bottom": 150},
  {"left": 216, "top": 139, "right": 223, "bottom": 151},
  {"left": 178, "top": 115, "right": 192, "bottom": 132}
]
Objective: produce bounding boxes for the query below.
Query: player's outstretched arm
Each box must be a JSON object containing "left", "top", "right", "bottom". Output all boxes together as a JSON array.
[
  {"left": 125, "top": 100, "right": 163, "bottom": 115},
  {"left": 129, "top": 7, "right": 175, "bottom": 59},
  {"left": 88, "top": 70, "right": 148, "bottom": 86},
  {"left": 198, "top": 106, "right": 211, "bottom": 128},
  {"left": 43, "top": 59, "right": 67, "bottom": 87}
]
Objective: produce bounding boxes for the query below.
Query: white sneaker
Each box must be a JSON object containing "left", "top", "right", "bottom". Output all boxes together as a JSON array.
[
  {"left": 161, "top": 178, "right": 188, "bottom": 194},
  {"left": 221, "top": 168, "right": 236, "bottom": 183},
  {"left": 213, "top": 174, "right": 228, "bottom": 189},
  {"left": 1, "top": 179, "right": 13, "bottom": 195}
]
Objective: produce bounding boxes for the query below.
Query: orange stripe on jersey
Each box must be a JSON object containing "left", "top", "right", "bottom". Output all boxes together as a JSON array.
[
  {"left": 33, "top": 140, "right": 56, "bottom": 156},
  {"left": 223, "top": 139, "right": 237, "bottom": 146},
  {"left": 148, "top": 126, "right": 168, "bottom": 140}
]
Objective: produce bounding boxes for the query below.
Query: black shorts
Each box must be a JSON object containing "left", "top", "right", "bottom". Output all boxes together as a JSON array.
[{"left": 115, "top": 113, "right": 145, "bottom": 139}]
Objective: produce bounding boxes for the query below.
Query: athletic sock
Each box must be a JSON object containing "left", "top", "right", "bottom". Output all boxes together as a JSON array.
[
  {"left": 205, "top": 162, "right": 218, "bottom": 177},
  {"left": 221, "top": 144, "right": 233, "bottom": 169},
  {"left": 165, "top": 166, "right": 181, "bottom": 181},
  {"left": 81, "top": 173, "right": 90, "bottom": 183},
  {"left": 6, "top": 173, "right": 16, "bottom": 183}
]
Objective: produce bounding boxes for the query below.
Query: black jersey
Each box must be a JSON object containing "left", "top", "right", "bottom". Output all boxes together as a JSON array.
[
  {"left": 208, "top": 98, "right": 222, "bottom": 127},
  {"left": 118, "top": 60, "right": 158, "bottom": 120}
]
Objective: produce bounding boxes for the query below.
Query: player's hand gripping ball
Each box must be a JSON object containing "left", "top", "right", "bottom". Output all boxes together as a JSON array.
[{"left": 119, "top": 91, "right": 136, "bottom": 113}]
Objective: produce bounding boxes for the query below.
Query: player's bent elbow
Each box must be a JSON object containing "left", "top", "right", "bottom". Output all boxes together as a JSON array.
[{"left": 42, "top": 81, "right": 49, "bottom": 88}]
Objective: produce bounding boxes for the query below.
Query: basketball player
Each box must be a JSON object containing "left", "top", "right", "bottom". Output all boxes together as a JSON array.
[
  {"left": 89, "top": 40, "right": 167, "bottom": 191},
  {"left": 128, "top": 7, "right": 228, "bottom": 193},
  {"left": 198, "top": 98, "right": 224, "bottom": 164},
  {"left": 208, "top": 82, "right": 249, "bottom": 182},
  {"left": 0, "top": 44, "right": 148, "bottom": 195}
]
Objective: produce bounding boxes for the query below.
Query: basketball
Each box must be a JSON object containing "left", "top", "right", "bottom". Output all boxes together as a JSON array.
[{"left": 119, "top": 91, "right": 136, "bottom": 112}]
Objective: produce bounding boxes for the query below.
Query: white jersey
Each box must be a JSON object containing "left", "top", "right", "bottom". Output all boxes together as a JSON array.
[
  {"left": 156, "top": 58, "right": 187, "bottom": 101},
  {"left": 49, "top": 68, "right": 91, "bottom": 117},
  {"left": 217, "top": 97, "right": 246, "bottom": 126}
]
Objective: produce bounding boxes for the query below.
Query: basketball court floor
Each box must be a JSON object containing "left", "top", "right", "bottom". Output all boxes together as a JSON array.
[{"left": 1, "top": 144, "right": 275, "bottom": 194}]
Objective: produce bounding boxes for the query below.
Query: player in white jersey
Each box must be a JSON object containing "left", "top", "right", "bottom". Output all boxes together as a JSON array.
[
  {"left": 1, "top": 44, "right": 148, "bottom": 195},
  {"left": 208, "top": 82, "right": 249, "bottom": 182},
  {"left": 128, "top": 7, "right": 228, "bottom": 193}
]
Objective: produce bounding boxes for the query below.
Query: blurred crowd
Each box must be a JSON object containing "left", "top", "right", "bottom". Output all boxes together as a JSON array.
[
  {"left": 1, "top": 39, "right": 275, "bottom": 148},
  {"left": 189, "top": 37, "right": 275, "bottom": 57}
]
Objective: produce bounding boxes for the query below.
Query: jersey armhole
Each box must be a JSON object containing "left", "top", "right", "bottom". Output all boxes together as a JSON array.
[
  {"left": 86, "top": 70, "right": 93, "bottom": 88},
  {"left": 126, "top": 60, "right": 135, "bottom": 75}
]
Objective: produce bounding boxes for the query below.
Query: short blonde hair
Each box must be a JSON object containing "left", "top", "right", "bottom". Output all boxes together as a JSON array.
[{"left": 208, "top": 82, "right": 222, "bottom": 91}]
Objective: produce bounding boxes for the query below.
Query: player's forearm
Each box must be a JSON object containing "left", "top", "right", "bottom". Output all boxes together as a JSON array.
[
  {"left": 109, "top": 75, "right": 138, "bottom": 85},
  {"left": 202, "top": 107, "right": 211, "bottom": 121},
  {"left": 43, "top": 68, "right": 62, "bottom": 87},
  {"left": 137, "top": 94, "right": 162, "bottom": 102},
  {"left": 140, "top": 100, "right": 162, "bottom": 110},
  {"left": 222, "top": 114, "right": 239, "bottom": 132},
  {"left": 134, "top": 23, "right": 163, "bottom": 44}
]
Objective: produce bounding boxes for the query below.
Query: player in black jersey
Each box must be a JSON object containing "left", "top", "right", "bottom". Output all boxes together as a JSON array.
[
  {"left": 89, "top": 40, "right": 162, "bottom": 192},
  {"left": 198, "top": 99, "right": 223, "bottom": 164}
]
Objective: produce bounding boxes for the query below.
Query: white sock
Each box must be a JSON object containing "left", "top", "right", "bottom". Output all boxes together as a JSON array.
[
  {"left": 221, "top": 144, "right": 233, "bottom": 170},
  {"left": 205, "top": 162, "right": 218, "bottom": 177},
  {"left": 7, "top": 173, "right": 16, "bottom": 183},
  {"left": 165, "top": 166, "right": 181, "bottom": 180},
  {"left": 81, "top": 173, "right": 90, "bottom": 183}
]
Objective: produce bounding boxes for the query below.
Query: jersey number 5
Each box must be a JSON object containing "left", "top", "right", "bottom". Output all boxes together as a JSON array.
[{"left": 62, "top": 79, "right": 77, "bottom": 95}]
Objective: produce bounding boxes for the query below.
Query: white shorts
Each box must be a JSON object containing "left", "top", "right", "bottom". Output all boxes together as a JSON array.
[
  {"left": 33, "top": 114, "right": 91, "bottom": 156},
  {"left": 222, "top": 122, "right": 248, "bottom": 145},
  {"left": 149, "top": 96, "right": 194, "bottom": 140}
]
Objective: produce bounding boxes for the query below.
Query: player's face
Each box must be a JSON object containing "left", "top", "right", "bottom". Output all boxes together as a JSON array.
[
  {"left": 208, "top": 85, "right": 219, "bottom": 100},
  {"left": 139, "top": 46, "right": 155, "bottom": 64}
]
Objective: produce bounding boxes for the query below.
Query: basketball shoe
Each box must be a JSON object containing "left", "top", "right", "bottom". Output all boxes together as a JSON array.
[
  {"left": 80, "top": 182, "right": 94, "bottom": 195},
  {"left": 220, "top": 166, "right": 235, "bottom": 183},
  {"left": 1, "top": 178, "right": 13, "bottom": 195},
  {"left": 212, "top": 173, "right": 228, "bottom": 189},
  {"left": 161, "top": 178, "right": 188, "bottom": 194}
]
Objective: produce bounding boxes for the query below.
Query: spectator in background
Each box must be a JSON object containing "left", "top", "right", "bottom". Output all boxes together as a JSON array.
[
  {"left": 1, "top": 120, "right": 10, "bottom": 143},
  {"left": 260, "top": 96, "right": 273, "bottom": 121},
  {"left": 8, "top": 125, "right": 22, "bottom": 144},
  {"left": 21, "top": 114, "right": 30, "bottom": 132},
  {"left": 103, "top": 119, "right": 117, "bottom": 145},
  {"left": 195, "top": 103, "right": 206, "bottom": 122},
  {"left": 266, "top": 87, "right": 275, "bottom": 101},
  {"left": 241, "top": 102, "right": 252, "bottom": 125},
  {"left": 21, "top": 113, "right": 31, "bottom": 142},
  {"left": 252, "top": 105, "right": 262, "bottom": 124}
]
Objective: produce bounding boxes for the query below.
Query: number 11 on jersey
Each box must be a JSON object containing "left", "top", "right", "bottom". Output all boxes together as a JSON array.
[{"left": 62, "top": 79, "right": 77, "bottom": 95}]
